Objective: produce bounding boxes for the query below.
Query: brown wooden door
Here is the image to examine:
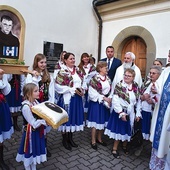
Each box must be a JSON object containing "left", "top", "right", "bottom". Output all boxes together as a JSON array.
[{"left": 121, "top": 37, "right": 147, "bottom": 78}]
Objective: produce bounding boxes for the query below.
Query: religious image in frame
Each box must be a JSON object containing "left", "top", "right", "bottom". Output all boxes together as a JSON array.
[{"left": 0, "top": 5, "right": 25, "bottom": 61}]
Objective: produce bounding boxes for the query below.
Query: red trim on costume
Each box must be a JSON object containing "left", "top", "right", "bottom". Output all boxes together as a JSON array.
[
  {"left": 39, "top": 125, "right": 44, "bottom": 138},
  {"left": 0, "top": 93, "right": 5, "bottom": 103},
  {"left": 100, "top": 76, "right": 106, "bottom": 82},
  {"left": 24, "top": 124, "right": 31, "bottom": 154},
  {"left": 67, "top": 66, "right": 76, "bottom": 75}
]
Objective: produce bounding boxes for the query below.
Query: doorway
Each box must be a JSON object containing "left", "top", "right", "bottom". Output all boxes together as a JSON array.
[{"left": 121, "top": 36, "right": 147, "bottom": 78}]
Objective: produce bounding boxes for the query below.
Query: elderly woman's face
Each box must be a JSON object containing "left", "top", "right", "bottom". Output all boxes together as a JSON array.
[
  {"left": 123, "top": 71, "right": 134, "bottom": 84},
  {"left": 149, "top": 68, "right": 160, "bottom": 82},
  {"left": 99, "top": 66, "right": 107, "bottom": 76}
]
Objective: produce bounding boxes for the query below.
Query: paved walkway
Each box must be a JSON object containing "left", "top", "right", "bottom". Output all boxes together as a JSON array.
[{"left": 3, "top": 116, "right": 151, "bottom": 170}]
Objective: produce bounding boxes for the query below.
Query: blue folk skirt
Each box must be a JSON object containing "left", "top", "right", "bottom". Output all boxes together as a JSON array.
[
  {"left": 86, "top": 100, "right": 110, "bottom": 130},
  {"left": 6, "top": 86, "right": 22, "bottom": 112},
  {"left": 16, "top": 125, "right": 47, "bottom": 167},
  {"left": 0, "top": 101, "right": 14, "bottom": 143},
  {"left": 104, "top": 109, "right": 131, "bottom": 141},
  {"left": 57, "top": 94, "right": 84, "bottom": 132},
  {"left": 141, "top": 110, "right": 152, "bottom": 140}
]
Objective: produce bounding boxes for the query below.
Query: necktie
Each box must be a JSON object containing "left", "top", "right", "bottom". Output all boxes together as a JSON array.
[{"left": 108, "top": 59, "right": 110, "bottom": 70}]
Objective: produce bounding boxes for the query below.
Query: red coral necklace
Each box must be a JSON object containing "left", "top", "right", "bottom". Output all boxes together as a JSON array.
[
  {"left": 67, "top": 66, "right": 76, "bottom": 75},
  {"left": 100, "top": 75, "right": 106, "bottom": 82}
]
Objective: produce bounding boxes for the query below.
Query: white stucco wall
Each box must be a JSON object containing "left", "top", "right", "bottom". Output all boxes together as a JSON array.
[
  {"left": 1, "top": 0, "right": 99, "bottom": 68},
  {"left": 101, "top": 11, "right": 170, "bottom": 63}
]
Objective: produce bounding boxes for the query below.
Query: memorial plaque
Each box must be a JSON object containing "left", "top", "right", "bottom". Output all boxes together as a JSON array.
[{"left": 43, "top": 41, "right": 63, "bottom": 73}]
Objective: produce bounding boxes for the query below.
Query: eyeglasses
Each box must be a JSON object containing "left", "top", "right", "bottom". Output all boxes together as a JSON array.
[
  {"left": 149, "top": 72, "right": 158, "bottom": 75},
  {"left": 124, "top": 74, "right": 133, "bottom": 78}
]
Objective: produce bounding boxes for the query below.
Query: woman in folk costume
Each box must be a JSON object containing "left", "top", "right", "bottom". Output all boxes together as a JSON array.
[
  {"left": 54, "top": 51, "right": 67, "bottom": 104},
  {"left": 77, "top": 53, "right": 96, "bottom": 113},
  {"left": 53, "top": 51, "right": 67, "bottom": 80},
  {"left": 55, "top": 52, "right": 85, "bottom": 151},
  {"left": 134, "top": 65, "right": 161, "bottom": 156},
  {"left": 0, "top": 68, "right": 14, "bottom": 170},
  {"left": 6, "top": 74, "right": 25, "bottom": 131},
  {"left": 149, "top": 65, "right": 170, "bottom": 170},
  {"left": 86, "top": 61, "right": 111, "bottom": 150},
  {"left": 104, "top": 68, "right": 142, "bottom": 158},
  {"left": 16, "top": 83, "right": 47, "bottom": 170},
  {"left": 25, "top": 53, "right": 54, "bottom": 157}
]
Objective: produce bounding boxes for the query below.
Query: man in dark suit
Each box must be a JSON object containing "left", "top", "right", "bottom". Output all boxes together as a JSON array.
[{"left": 100, "top": 46, "right": 122, "bottom": 82}]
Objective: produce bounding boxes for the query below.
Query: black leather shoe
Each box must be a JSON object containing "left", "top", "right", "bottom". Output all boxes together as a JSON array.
[
  {"left": 68, "top": 132, "right": 78, "bottom": 147},
  {"left": 111, "top": 150, "right": 120, "bottom": 159},
  {"left": 62, "top": 140, "right": 72, "bottom": 151},
  {"left": 68, "top": 140, "right": 78, "bottom": 147},
  {"left": 96, "top": 139, "right": 107, "bottom": 146},
  {"left": 91, "top": 143, "right": 97, "bottom": 150}
]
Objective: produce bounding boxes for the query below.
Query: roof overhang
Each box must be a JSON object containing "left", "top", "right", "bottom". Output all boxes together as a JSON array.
[{"left": 95, "top": 0, "right": 170, "bottom": 21}]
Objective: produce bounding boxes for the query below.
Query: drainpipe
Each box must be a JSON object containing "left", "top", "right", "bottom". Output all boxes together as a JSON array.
[
  {"left": 93, "top": 0, "right": 102, "bottom": 62},
  {"left": 92, "top": 0, "right": 119, "bottom": 61}
]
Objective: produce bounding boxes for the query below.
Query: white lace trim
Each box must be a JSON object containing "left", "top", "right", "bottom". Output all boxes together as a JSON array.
[
  {"left": 0, "top": 127, "right": 14, "bottom": 143},
  {"left": 16, "top": 154, "right": 47, "bottom": 167},
  {"left": 10, "top": 106, "right": 21, "bottom": 112},
  {"left": 86, "top": 121, "right": 107, "bottom": 130},
  {"left": 58, "top": 123, "right": 85, "bottom": 132},
  {"left": 142, "top": 133, "right": 150, "bottom": 140},
  {"left": 104, "top": 129, "right": 131, "bottom": 141}
]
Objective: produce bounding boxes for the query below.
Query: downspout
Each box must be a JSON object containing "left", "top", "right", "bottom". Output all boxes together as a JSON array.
[
  {"left": 92, "top": 0, "right": 119, "bottom": 61},
  {"left": 93, "top": 0, "right": 102, "bottom": 62}
]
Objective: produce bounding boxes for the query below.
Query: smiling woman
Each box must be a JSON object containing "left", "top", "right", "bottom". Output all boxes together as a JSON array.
[
  {"left": 55, "top": 52, "right": 85, "bottom": 151},
  {"left": 104, "top": 68, "right": 141, "bottom": 158}
]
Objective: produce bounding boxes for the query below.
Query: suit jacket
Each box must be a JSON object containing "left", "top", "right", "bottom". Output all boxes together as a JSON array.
[{"left": 100, "top": 57, "right": 122, "bottom": 82}]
